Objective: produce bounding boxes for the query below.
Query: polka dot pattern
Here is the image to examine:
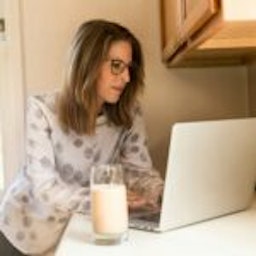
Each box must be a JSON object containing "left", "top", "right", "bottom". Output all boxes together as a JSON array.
[
  {"left": 47, "top": 216, "right": 56, "bottom": 222},
  {"left": 3, "top": 215, "right": 9, "bottom": 226},
  {"left": 130, "top": 133, "right": 139, "bottom": 143},
  {"left": 45, "top": 127, "right": 52, "bottom": 138},
  {"left": 58, "top": 217, "right": 68, "bottom": 224},
  {"left": 84, "top": 147, "right": 93, "bottom": 159},
  {"left": 0, "top": 94, "right": 161, "bottom": 253},
  {"left": 55, "top": 142, "right": 63, "bottom": 153},
  {"left": 30, "top": 123, "right": 38, "bottom": 131},
  {"left": 59, "top": 164, "right": 74, "bottom": 183},
  {"left": 35, "top": 109, "right": 43, "bottom": 119},
  {"left": 130, "top": 145, "right": 139, "bottom": 153},
  {"left": 22, "top": 215, "right": 32, "bottom": 228},
  {"left": 140, "top": 152, "right": 148, "bottom": 162},
  {"left": 20, "top": 195, "right": 29, "bottom": 204},
  {"left": 40, "top": 156, "right": 52, "bottom": 168},
  {"left": 28, "top": 139, "right": 36, "bottom": 148},
  {"left": 16, "top": 231, "right": 25, "bottom": 241},
  {"left": 29, "top": 232, "right": 37, "bottom": 240},
  {"left": 73, "top": 139, "right": 83, "bottom": 148},
  {"left": 93, "top": 150, "right": 101, "bottom": 163}
]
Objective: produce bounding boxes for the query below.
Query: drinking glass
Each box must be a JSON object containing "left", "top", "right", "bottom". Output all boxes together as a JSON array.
[{"left": 90, "top": 164, "right": 128, "bottom": 245}]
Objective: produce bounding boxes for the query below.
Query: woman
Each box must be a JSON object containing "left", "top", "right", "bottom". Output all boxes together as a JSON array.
[{"left": 0, "top": 19, "right": 163, "bottom": 255}]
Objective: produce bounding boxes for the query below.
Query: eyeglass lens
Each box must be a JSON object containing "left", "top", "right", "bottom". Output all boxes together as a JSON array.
[{"left": 110, "top": 59, "right": 133, "bottom": 75}]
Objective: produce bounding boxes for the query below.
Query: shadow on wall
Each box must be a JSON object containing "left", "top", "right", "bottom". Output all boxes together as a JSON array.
[{"left": 144, "top": 65, "right": 248, "bottom": 178}]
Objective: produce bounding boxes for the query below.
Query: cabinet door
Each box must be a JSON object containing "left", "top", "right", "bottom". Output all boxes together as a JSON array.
[
  {"left": 161, "top": 0, "right": 219, "bottom": 61},
  {"left": 178, "top": 0, "right": 219, "bottom": 42}
]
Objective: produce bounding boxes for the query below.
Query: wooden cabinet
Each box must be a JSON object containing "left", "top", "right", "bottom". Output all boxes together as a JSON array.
[{"left": 161, "top": 0, "right": 256, "bottom": 67}]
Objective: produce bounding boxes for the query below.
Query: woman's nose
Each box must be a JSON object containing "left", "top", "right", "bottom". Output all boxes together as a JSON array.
[{"left": 122, "top": 66, "right": 130, "bottom": 83}]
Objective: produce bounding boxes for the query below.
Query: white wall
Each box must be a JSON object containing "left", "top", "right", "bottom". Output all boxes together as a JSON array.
[
  {"left": 0, "top": 42, "right": 6, "bottom": 189},
  {"left": 0, "top": 0, "right": 25, "bottom": 188},
  {"left": 21, "top": 0, "right": 248, "bottom": 175}
]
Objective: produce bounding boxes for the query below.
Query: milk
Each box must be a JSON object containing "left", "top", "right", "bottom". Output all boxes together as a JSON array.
[{"left": 91, "top": 184, "right": 128, "bottom": 234}]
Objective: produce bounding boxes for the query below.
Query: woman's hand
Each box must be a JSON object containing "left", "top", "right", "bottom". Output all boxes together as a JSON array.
[{"left": 127, "top": 190, "right": 160, "bottom": 213}]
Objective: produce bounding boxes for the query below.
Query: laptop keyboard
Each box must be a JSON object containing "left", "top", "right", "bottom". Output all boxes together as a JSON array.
[{"left": 129, "top": 212, "right": 160, "bottom": 231}]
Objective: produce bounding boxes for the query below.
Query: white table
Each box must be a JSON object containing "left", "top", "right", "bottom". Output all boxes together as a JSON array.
[{"left": 55, "top": 198, "right": 256, "bottom": 256}]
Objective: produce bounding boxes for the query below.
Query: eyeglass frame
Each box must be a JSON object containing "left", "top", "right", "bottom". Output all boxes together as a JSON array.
[{"left": 105, "top": 58, "right": 135, "bottom": 76}]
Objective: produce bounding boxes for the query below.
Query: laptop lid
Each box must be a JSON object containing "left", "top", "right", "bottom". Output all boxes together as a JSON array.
[{"left": 159, "top": 118, "right": 256, "bottom": 231}]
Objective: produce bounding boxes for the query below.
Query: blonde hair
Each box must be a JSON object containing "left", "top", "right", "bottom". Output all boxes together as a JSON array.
[{"left": 57, "top": 19, "right": 145, "bottom": 134}]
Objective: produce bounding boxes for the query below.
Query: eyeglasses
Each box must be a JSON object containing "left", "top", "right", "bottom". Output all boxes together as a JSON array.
[{"left": 107, "top": 59, "right": 134, "bottom": 76}]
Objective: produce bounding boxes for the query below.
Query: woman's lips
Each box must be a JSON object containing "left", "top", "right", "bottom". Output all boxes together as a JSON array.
[{"left": 112, "top": 86, "right": 124, "bottom": 93}]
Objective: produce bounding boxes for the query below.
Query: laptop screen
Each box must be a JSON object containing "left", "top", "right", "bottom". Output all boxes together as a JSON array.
[{"left": 158, "top": 118, "right": 256, "bottom": 231}]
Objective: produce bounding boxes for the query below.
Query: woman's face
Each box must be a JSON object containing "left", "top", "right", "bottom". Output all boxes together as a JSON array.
[{"left": 96, "top": 40, "right": 132, "bottom": 110}]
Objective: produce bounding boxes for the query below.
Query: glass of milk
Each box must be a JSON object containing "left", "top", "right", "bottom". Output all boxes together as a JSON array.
[{"left": 90, "top": 164, "right": 128, "bottom": 245}]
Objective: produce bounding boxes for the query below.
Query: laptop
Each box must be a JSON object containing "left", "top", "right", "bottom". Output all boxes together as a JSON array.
[{"left": 129, "top": 118, "right": 256, "bottom": 232}]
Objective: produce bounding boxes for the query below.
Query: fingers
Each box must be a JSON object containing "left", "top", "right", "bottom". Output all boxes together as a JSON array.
[
  {"left": 127, "top": 190, "right": 160, "bottom": 212},
  {"left": 127, "top": 191, "right": 147, "bottom": 209}
]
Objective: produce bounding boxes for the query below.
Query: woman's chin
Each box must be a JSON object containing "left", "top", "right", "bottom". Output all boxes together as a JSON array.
[{"left": 105, "top": 97, "right": 121, "bottom": 104}]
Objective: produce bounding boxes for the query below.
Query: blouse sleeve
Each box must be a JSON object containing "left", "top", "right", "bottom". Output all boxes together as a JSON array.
[
  {"left": 119, "top": 105, "right": 163, "bottom": 205},
  {"left": 24, "top": 97, "right": 86, "bottom": 213}
]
